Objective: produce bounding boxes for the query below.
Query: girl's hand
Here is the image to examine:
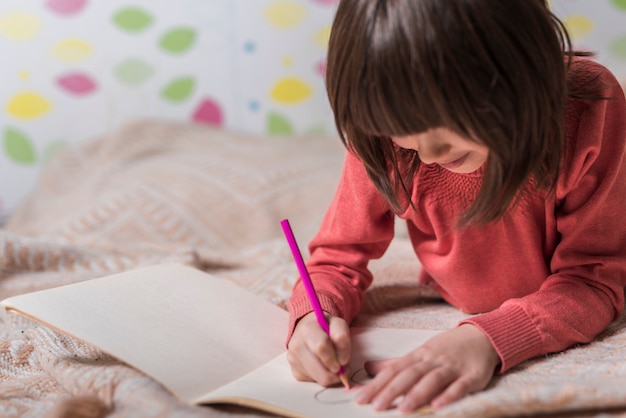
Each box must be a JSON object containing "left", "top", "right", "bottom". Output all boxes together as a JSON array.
[
  {"left": 355, "top": 324, "right": 500, "bottom": 413},
  {"left": 287, "top": 312, "right": 351, "bottom": 387}
]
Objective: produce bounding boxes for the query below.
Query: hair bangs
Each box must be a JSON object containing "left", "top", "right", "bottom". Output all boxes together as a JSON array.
[
  {"left": 351, "top": 51, "right": 445, "bottom": 139},
  {"left": 327, "top": 0, "right": 453, "bottom": 142}
]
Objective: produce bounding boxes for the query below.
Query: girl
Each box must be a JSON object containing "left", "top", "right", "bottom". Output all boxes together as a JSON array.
[{"left": 286, "top": 0, "right": 626, "bottom": 414}]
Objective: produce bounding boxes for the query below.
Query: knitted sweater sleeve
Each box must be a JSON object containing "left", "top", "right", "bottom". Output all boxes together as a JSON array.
[
  {"left": 286, "top": 150, "right": 395, "bottom": 343},
  {"left": 462, "top": 61, "right": 626, "bottom": 372}
]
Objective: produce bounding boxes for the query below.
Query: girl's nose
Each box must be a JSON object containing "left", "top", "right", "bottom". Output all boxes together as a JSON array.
[{"left": 417, "top": 141, "right": 451, "bottom": 164}]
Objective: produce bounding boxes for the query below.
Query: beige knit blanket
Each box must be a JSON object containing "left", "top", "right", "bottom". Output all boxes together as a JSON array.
[{"left": 1, "top": 120, "right": 625, "bottom": 418}]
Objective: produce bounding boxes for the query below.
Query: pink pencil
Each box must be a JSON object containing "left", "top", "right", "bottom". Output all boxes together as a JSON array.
[{"left": 280, "top": 219, "right": 350, "bottom": 390}]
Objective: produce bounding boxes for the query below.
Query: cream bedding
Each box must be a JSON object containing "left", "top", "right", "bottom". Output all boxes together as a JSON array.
[{"left": 1, "top": 120, "right": 625, "bottom": 418}]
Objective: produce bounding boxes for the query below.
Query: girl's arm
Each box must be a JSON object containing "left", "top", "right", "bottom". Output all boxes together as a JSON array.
[
  {"left": 285, "top": 150, "right": 395, "bottom": 386},
  {"left": 287, "top": 150, "right": 395, "bottom": 340},
  {"left": 463, "top": 60, "right": 626, "bottom": 372}
]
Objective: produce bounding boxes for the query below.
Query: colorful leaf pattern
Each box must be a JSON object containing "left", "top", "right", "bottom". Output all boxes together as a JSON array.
[
  {"left": 159, "top": 28, "right": 197, "bottom": 54},
  {"left": 161, "top": 77, "right": 196, "bottom": 102},
  {"left": 113, "top": 7, "right": 153, "bottom": 32},
  {"left": 4, "top": 128, "right": 37, "bottom": 164}
]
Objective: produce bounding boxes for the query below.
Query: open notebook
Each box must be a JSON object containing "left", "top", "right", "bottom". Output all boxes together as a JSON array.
[{"left": 1, "top": 263, "right": 441, "bottom": 418}]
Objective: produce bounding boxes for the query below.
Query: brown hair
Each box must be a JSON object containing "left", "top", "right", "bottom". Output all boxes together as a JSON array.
[{"left": 326, "top": 0, "right": 582, "bottom": 225}]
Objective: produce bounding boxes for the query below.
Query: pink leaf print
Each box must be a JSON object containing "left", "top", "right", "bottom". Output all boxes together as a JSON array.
[
  {"left": 57, "top": 73, "right": 97, "bottom": 95},
  {"left": 192, "top": 98, "right": 224, "bottom": 127},
  {"left": 316, "top": 59, "right": 326, "bottom": 77},
  {"left": 46, "top": 0, "right": 88, "bottom": 15},
  {"left": 311, "top": 0, "right": 339, "bottom": 5}
]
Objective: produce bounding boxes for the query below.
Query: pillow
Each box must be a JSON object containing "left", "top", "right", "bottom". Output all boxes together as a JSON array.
[{"left": 5, "top": 119, "right": 346, "bottom": 255}]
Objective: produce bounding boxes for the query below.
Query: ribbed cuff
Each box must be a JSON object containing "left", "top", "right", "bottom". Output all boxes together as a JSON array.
[
  {"left": 460, "top": 304, "right": 544, "bottom": 373},
  {"left": 286, "top": 292, "right": 342, "bottom": 347}
]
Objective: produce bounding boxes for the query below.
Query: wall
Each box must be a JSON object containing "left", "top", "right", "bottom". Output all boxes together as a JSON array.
[
  {"left": 552, "top": 0, "right": 626, "bottom": 79},
  {"left": 0, "top": 0, "right": 339, "bottom": 219},
  {"left": 1, "top": 0, "right": 625, "bottom": 221}
]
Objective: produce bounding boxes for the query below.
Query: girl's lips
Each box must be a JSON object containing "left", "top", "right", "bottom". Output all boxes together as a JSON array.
[{"left": 439, "top": 153, "right": 469, "bottom": 170}]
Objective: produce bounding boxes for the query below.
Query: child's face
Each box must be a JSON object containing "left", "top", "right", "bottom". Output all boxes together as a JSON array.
[{"left": 391, "top": 128, "right": 489, "bottom": 174}]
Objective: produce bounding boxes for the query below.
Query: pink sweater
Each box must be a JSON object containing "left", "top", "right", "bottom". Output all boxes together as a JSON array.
[{"left": 287, "top": 59, "right": 626, "bottom": 372}]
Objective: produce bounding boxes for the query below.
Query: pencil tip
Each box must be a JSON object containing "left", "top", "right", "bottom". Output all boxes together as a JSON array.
[{"left": 339, "top": 373, "right": 350, "bottom": 390}]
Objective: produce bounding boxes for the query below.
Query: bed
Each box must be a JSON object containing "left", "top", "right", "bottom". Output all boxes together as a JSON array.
[{"left": 1, "top": 119, "right": 625, "bottom": 418}]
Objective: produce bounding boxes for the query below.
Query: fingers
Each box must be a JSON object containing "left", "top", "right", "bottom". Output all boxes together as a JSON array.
[
  {"left": 355, "top": 359, "right": 405, "bottom": 409},
  {"left": 357, "top": 359, "right": 458, "bottom": 412},
  {"left": 287, "top": 344, "right": 339, "bottom": 386},
  {"left": 431, "top": 376, "right": 479, "bottom": 409},
  {"left": 364, "top": 358, "right": 396, "bottom": 376},
  {"left": 397, "top": 365, "right": 457, "bottom": 412},
  {"left": 287, "top": 313, "right": 351, "bottom": 387},
  {"left": 355, "top": 326, "right": 499, "bottom": 413},
  {"left": 357, "top": 356, "right": 434, "bottom": 411},
  {"left": 329, "top": 316, "right": 351, "bottom": 366}
]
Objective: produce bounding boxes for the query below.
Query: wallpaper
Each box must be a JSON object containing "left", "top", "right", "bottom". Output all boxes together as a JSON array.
[{"left": 1, "top": 0, "right": 625, "bottom": 219}]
